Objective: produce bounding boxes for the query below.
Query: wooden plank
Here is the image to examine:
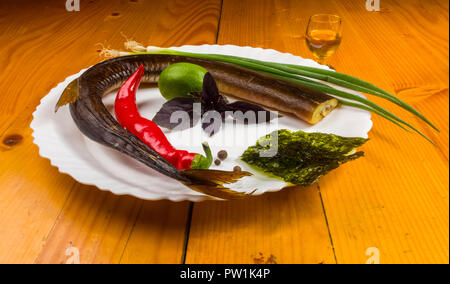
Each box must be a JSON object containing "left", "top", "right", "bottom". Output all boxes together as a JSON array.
[
  {"left": 0, "top": 0, "right": 221, "bottom": 263},
  {"left": 186, "top": 189, "right": 336, "bottom": 264},
  {"left": 186, "top": 0, "right": 448, "bottom": 264},
  {"left": 119, "top": 201, "right": 191, "bottom": 264},
  {"left": 331, "top": 0, "right": 449, "bottom": 158},
  {"left": 0, "top": 125, "right": 74, "bottom": 263},
  {"left": 185, "top": 0, "right": 337, "bottom": 264},
  {"left": 318, "top": 0, "right": 449, "bottom": 264},
  {"left": 116, "top": 0, "right": 222, "bottom": 264},
  {"left": 0, "top": 0, "right": 447, "bottom": 264},
  {"left": 35, "top": 185, "right": 142, "bottom": 264}
]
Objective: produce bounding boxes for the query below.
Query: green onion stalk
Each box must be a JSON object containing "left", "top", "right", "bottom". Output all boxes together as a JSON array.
[{"left": 100, "top": 41, "right": 438, "bottom": 145}]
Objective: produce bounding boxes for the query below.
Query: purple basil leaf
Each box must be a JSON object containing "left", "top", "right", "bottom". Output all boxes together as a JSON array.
[
  {"left": 191, "top": 72, "right": 230, "bottom": 114},
  {"left": 215, "top": 96, "right": 229, "bottom": 112},
  {"left": 226, "top": 101, "right": 276, "bottom": 124},
  {"left": 152, "top": 97, "right": 200, "bottom": 130},
  {"left": 202, "top": 73, "right": 229, "bottom": 107},
  {"left": 202, "top": 73, "right": 221, "bottom": 103}
]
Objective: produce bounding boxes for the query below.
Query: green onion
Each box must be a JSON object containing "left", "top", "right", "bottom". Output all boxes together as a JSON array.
[
  {"left": 233, "top": 56, "right": 439, "bottom": 132},
  {"left": 339, "top": 100, "right": 412, "bottom": 133},
  {"left": 170, "top": 52, "right": 438, "bottom": 133},
  {"left": 254, "top": 69, "right": 433, "bottom": 143},
  {"left": 102, "top": 44, "right": 437, "bottom": 144}
]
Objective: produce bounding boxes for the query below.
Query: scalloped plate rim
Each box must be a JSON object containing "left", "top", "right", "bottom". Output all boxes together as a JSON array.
[{"left": 30, "top": 44, "right": 373, "bottom": 202}]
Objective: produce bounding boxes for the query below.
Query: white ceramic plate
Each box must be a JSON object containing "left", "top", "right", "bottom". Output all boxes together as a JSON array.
[{"left": 31, "top": 45, "right": 372, "bottom": 201}]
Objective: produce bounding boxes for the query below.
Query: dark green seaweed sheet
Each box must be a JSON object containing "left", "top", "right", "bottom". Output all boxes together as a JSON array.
[{"left": 241, "top": 129, "right": 368, "bottom": 186}]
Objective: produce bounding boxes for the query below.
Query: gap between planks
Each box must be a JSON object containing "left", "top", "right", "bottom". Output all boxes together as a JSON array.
[{"left": 317, "top": 184, "right": 338, "bottom": 264}]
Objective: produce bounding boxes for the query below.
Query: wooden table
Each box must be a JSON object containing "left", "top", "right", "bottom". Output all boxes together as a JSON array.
[{"left": 0, "top": 0, "right": 448, "bottom": 264}]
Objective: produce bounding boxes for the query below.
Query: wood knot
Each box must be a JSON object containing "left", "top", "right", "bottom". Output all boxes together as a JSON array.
[
  {"left": 111, "top": 12, "right": 121, "bottom": 17},
  {"left": 3, "top": 134, "right": 23, "bottom": 146}
]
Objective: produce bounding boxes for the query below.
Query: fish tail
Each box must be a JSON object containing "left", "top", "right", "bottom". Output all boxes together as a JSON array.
[{"left": 182, "top": 169, "right": 254, "bottom": 200}]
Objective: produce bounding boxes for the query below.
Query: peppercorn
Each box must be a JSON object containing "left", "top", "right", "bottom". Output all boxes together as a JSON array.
[
  {"left": 214, "top": 159, "right": 221, "bottom": 166},
  {"left": 233, "top": 166, "right": 242, "bottom": 172},
  {"left": 217, "top": 150, "right": 228, "bottom": 161}
]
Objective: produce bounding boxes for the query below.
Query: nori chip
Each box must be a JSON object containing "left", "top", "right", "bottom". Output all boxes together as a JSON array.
[{"left": 241, "top": 129, "right": 368, "bottom": 186}]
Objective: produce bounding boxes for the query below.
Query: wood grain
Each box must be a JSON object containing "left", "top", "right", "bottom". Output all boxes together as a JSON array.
[
  {"left": 319, "top": 0, "right": 449, "bottom": 264},
  {"left": 119, "top": 201, "right": 191, "bottom": 264},
  {"left": 185, "top": 0, "right": 339, "bottom": 264},
  {"left": 35, "top": 186, "right": 142, "bottom": 264},
  {"left": 0, "top": 0, "right": 221, "bottom": 263},
  {"left": 185, "top": 0, "right": 449, "bottom": 264},
  {"left": 185, "top": 188, "right": 336, "bottom": 264},
  {"left": 0, "top": 0, "right": 448, "bottom": 264},
  {"left": 0, "top": 126, "right": 73, "bottom": 263}
]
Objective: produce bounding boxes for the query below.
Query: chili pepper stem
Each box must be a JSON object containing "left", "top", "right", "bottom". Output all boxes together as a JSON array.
[{"left": 190, "top": 143, "right": 213, "bottom": 169}]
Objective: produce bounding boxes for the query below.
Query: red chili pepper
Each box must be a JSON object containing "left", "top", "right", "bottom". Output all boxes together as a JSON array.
[{"left": 115, "top": 65, "right": 212, "bottom": 170}]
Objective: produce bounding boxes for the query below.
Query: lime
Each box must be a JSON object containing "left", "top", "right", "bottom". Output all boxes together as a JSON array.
[{"left": 158, "top": 63, "right": 208, "bottom": 101}]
